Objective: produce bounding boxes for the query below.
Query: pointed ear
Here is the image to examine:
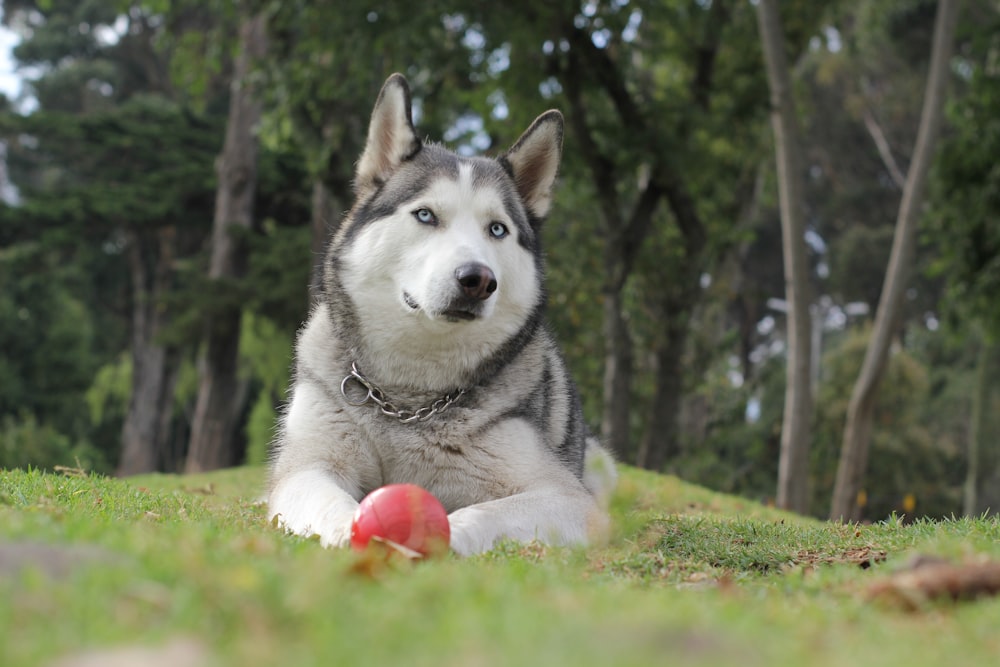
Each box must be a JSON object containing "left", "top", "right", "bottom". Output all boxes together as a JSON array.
[
  {"left": 500, "top": 110, "right": 564, "bottom": 221},
  {"left": 354, "top": 74, "right": 421, "bottom": 198}
]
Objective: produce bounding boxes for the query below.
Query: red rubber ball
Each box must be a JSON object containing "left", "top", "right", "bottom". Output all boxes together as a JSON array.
[{"left": 350, "top": 484, "right": 451, "bottom": 557}]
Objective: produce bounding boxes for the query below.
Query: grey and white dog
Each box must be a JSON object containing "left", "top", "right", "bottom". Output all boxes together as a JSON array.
[{"left": 267, "top": 74, "right": 616, "bottom": 556}]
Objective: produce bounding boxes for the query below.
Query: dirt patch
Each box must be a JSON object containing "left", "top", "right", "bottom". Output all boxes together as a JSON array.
[
  {"left": 794, "top": 546, "right": 888, "bottom": 570},
  {"left": 48, "top": 638, "right": 210, "bottom": 667},
  {"left": 0, "top": 541, "right": 123, "bottom": 580}
]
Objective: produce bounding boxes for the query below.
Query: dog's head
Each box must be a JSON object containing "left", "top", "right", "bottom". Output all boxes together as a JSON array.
[{"left": 326, "top": 74, "right": 563, "bottom": 388}]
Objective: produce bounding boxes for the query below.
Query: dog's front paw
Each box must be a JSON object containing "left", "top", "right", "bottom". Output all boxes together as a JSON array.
[
  {"left": 314, "top": 520, "right": 353, "bottom": 549},
  {"left": 448, "top": 506, "right": 496, "bottom": 556},
  {"left": 268, "top": 469, "right": 360, "bottom": 550},
  {"left": 271, "top": 510, "right": 353, "bottom": 549}
]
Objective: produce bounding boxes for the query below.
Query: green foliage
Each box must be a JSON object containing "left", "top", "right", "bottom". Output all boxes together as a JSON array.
[
  {"left": 1, "top": 0, "right": 316, "bottom": 475},
  {"left": 812, "top": 327, "right": 962, "bottom": 519},
  {"left": 676, "top": 321, "right": 969, "bottom": 521},
  {"left": 84, "top": 355, "right": 131, "bottom": 429},
  {"left": 258, "top": 0, "right": 475, "bottom": 189},
  {"left": 673, "top": 355, "right": 783, "bottom": 504},
  {"left": 856, "top": 0, "right": 939, "bottom": 66},
  {"left": 240, "top": 313, "right": 293, "bottom": 465},
  {"left": 242, "top": 221, "right": 312, "bottom": 326},
  {"left": 930, "top": 23, "right": 1000, "bottom": 336},
  {"left": 81, "top": 354, "right": 133, "bottom": 465},
  {"left": 4, "top": 94, "right": 219, "bottom": 228},
  {"left": 155, "top": 0, "right": 239, "bottom": 108},
  {"left": 543, "top": 176, "right": 607, "bottom": 424},
  {"left": 0, "top": 241, "right": 99, "bottom": 437},
  {"left": 0, "top": 92, "right": 221, "bottom": 471},
  {"left": 828, "top": 225, "right": 894, "bottom": 307},
  {"left": 0, "top": 414, "right": 109, "bottom": 473}
]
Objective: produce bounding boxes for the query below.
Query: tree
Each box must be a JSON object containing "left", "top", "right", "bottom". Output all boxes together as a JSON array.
[
  {"left": 756, "top": 0, "right": 814, "bottom": 513},
  {"left": 260, "top": 1, "right": 476, "bottom": 301},
  {"left": 930, "top": 1, "right": 1000, "bottom": 515},
  {"left": 830, "top": 0, "right": 960, "bottom": 521},
  {"left": 558, "top": 32, "right": 666, "bottom": 463},
  {"left": 1, "top": 2, "right": 221, "bottom": 475},
  {"left": 185, "top": 13, "right": 267, "bottom": 472},
  {"left": 0, "top": 237, "right": 100, "bottom": 440},
  {"left": 963, "top": 335, "right": 995, "bottom": 516}
]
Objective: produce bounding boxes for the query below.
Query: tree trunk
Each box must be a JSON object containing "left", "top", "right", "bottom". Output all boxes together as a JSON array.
[
  {"left": 756, "top": 0, "right": 814, "bottom": 514},
  {"left": 830, "top": 0, "right": 959, "bottom": 521},
  {"left": 186, "top": 14, "right": 266, "bottom": 473},
  {"left": 118, "top": 228, "right": 180, "bottom": 476},
  {"left": 600, "top": 282, "right": 633, "bottom": 461},
  {"left": 309, "top": 178, "right": 335, "bottom": 302},
  {"left": 636, "top": 305, "right": 688, "bottom": 470},
  {"left": 560, "top": 18, "right": 721, "bottom": 467},
  {"left": 598, "top": 179, "right": 668, "bottom": 463},
  {"left": 964, "top": 334, "right": 996, "bottom": 516},
  {"left": 634, "top": 167, "right": 708, "bottom": 470},
  {"left": 561, "top": 51, "right": 653, "bottom": 463}
]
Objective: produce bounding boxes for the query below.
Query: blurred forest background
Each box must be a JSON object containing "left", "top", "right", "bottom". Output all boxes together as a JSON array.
[{"left": 1, "top": 0, "right": 998, "bottom": 522}]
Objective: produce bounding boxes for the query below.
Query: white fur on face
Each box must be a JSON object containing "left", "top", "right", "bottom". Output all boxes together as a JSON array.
[{"left": 339, "top": 163, "right": 540, "bottom": 388}]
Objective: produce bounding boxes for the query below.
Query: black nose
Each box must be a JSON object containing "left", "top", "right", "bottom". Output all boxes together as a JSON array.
[{"left": 455, "top": 263, "right": 497, "bottom": 301}]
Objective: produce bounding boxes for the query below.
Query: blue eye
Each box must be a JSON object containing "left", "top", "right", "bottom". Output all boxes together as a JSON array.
[
  {"left": 489, "top": 222, "right": 508, "bottom": 239},
  {"left": 413, "top": 208, "right": 437, "bottom": 225}
]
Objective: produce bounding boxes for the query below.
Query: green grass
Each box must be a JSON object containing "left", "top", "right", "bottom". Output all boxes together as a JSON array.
[{"left": 2, "top": 465, "right": 999, "bottom": 666}]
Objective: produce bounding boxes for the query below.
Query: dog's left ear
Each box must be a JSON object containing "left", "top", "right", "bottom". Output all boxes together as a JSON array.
[
  {"left": 501, "top": 110, "right": 563, "bottom": 222},
  {"left": 355, "top": 73, "right": 421, "bottom": 199}
]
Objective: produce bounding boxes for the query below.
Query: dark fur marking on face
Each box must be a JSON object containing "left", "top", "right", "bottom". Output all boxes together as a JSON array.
[
  {"left": 338, "top": 145, "right": 544, "bottom": 258},
  {"left": 469, "top": 159, "right": 539, "bottom": 255},
  {"left": 339, "top": 146, "right": 462, "bottom": 246}
]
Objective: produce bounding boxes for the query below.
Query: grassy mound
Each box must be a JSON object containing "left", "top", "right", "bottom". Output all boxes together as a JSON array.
[{"left": 2, "top": 465, "right": 998, "bottom": 666}]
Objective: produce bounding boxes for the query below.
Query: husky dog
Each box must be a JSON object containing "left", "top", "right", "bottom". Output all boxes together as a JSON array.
[{"left": 267, "top": 74, "right": 616, "bottom": 556}]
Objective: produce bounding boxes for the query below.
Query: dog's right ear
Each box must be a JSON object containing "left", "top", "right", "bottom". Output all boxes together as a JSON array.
[
  {"left": 501, "top": 110, "right": 563, "bottom": 223},
  {"left": 354, "top": 74, "right": 421, "bottom": 198}
]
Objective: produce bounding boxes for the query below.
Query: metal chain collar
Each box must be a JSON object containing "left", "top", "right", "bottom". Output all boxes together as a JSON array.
[{"left": 340, "top": 361, "right": 466, "bottom": 424}]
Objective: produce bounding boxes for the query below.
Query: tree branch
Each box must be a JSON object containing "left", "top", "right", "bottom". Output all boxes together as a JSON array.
[
  {"left": 862, "top": 107, "right": 907, "bottom": 189},
  {"left": 620, "top": 170, "right": 662, "bottom": 277},
  {"left": 691, "top": 0, "right": 731, "bottom": 110},
  {"left": 565, "top": 22, "right": 707, "bottom": 257},
  {"left": 561, "top": 49, "right": 623, "bottom": 235},
  {"left": 658, "top": 167, "right": 707, "bottom": 255},
  {"left": 567, "top": 27, "right": 645, "bottom": 130},
  {"left": 831, "top": 0, "right": 960, "bottom": 521}
]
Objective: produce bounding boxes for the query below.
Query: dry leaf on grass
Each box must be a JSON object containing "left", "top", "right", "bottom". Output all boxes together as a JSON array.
[
  {"left": 866, "top": 556, "right": 1000, "bottom": 610},
  {"left": 345, "top": 537, "right": 431, "bottom": 579}
]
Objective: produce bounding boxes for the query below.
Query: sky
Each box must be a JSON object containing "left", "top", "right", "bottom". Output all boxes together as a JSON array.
[
  {"left": 0, "top": 22, "right": 21, "bottom": 103},
  {"left": 0, "top": 13, "right": 24, "bottom": 205},
  {"left": 0, "top": 8, "right": 126, "bottom": 114}
]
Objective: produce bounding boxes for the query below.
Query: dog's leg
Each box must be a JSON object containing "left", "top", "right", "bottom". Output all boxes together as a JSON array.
[
  {"left": 447, "top": 486, "right": 608, "bottom": 556},
  {"left": 442, "top": 419, "right": 615, "bottom": 556},
  {"left": 268, "top": 469, "right": 360, "bottom": 548},
  {"left": 582, "top": 437, "right": 618, "bottom": 508}
]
